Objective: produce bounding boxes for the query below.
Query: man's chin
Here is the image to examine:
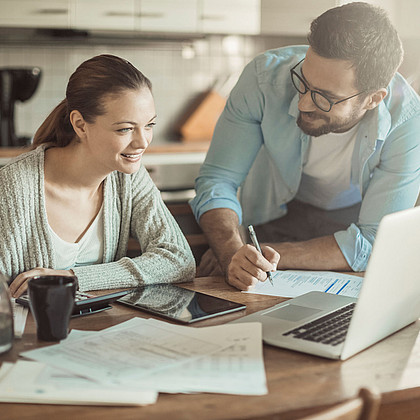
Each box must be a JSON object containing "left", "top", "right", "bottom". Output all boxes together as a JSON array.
[{"left": 297, "top": 114, "right": 331, "bottom": 137}]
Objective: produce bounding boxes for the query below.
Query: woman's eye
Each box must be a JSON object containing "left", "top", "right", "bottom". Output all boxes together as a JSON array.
[
  {"left": 118, "top": 127, "right": 133, "bottom": 133},
  {"left": 146, "top": 122, "right": 156, "bottom": 129}
]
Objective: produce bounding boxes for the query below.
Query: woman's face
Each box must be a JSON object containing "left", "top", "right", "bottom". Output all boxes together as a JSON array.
[{"left": 82, "top": 87, "right": 156, "bottom": 175}]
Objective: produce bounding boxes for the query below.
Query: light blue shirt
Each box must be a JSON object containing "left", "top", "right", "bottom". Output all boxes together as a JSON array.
[{"left": 190, "top": 46, "right": 420, "bottom": 271}]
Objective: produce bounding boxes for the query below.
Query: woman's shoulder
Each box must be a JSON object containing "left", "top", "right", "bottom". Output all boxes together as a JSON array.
[
  {"left": 0, "top": 145, "right": 44, "bottom": 191},
  {"left": 0, "top": 145, "right": 44, "bottom": 174}
]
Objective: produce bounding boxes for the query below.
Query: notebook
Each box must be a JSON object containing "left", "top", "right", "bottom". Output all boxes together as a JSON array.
[{"left": 232, "top": 206, "right": 420, "bottom": 360}]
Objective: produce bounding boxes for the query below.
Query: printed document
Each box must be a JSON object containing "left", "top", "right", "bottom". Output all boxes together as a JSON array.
[
  {"left": 126, "top": 319, "right": 267, "bottom": 395},
  {"left": 245, "top": 270, "right": 363, "bottom": 298},
  {"left": 21, "top": 317, "right": 228, "bottom": 386},
  {"left": 0, "top": 361, "right": 157, "bottom": 406},
  {"left": 19, "top": 317, "right": 267, "bottom": 396}
]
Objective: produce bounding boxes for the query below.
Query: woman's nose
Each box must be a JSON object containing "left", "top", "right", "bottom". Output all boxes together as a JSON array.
[{"left": 132, "top": 129, "right": 151, "bottom": 149}]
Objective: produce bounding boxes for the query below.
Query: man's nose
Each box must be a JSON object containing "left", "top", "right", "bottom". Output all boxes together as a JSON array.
[{"left": 298, "top": 91, "right": 317, "bottom": 113}]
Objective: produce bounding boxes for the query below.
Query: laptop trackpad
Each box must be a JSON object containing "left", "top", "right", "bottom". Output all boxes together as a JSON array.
[{"left": 265, "top": 304, "right": 322, "bottom": 322}]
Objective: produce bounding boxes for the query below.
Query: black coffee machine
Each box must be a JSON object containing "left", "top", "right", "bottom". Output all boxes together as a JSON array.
[{"left": 0, "top": 67, "right": 42, "bottom": 147}]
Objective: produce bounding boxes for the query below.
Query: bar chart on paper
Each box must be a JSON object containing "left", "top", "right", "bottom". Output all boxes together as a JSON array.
[{"left": 244, "top": 270, "right": 363, "bottom": 298}]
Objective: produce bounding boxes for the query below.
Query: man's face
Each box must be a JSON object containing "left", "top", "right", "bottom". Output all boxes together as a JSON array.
[{"left": 296, "top": 48, "right": 368, "bottom": 137}]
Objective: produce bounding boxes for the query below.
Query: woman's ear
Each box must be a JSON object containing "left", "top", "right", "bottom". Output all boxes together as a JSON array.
[
  {"left": 69, "top": 110, "right": 87, "bottom": 140},
  {"left": 365, "top": 88, "right": 387, "bottom": 110}
]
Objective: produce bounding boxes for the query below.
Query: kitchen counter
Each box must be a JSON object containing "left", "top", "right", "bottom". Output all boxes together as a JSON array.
[
  {"left": 0, "top": 142, "right": 210, "bottom": 203},
  {"left": 0, "top": 141, "right": 210, "bottom": 167}
]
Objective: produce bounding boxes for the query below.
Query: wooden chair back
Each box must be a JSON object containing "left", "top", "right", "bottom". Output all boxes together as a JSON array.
[{"left": 300, "top": 388, "right": 381, "bottom": 420}]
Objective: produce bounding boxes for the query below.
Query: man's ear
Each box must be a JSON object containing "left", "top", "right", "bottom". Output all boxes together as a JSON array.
[
  {"left": 365, "top": 88, "right": 387, "bottom": 110},
  {"left": 69, "top": 110, "right": 87, "bottom": 140}
]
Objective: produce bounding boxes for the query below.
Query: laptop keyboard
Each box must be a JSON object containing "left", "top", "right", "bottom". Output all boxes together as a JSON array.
[{"left": 283, "top": 303, "right": 356, "bottom": 346}]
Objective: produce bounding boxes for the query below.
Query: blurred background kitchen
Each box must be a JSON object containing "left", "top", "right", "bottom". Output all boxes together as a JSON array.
[{"left": 0, "top": 0, "right": 419, "bottom": 259}]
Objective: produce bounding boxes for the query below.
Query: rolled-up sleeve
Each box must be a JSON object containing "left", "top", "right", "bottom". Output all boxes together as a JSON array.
[
  {"left": 190, "top": 59, "right": 265, "bottom": 223},
  {"left": 335, "top": 114, "right": 420, "bottom": 271}
]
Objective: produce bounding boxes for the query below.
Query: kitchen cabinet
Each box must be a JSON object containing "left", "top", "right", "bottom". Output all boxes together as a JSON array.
[
  {"left": 261, "top": 0, "right": 336, "bottom": 36},
  {"left": 137, "top": 0, "right": 198, "bottom": 33},
  {"left": 395, "top": 0, "right": 420, "bottom": 39},
  {"left": 0, "top": 0, "right": 260, "bottom": 36},
  {"left": 261, "top": 0, "right": 419, "bottom": 39},
  {"left": 0, "top": 0, "right": 70, "bottom": 28},
  {"left": 199, "top": 0, "right": 260, "bottom": 34},
  {"left": 72, "top": 0, "right": 136, "bottom": 31}
]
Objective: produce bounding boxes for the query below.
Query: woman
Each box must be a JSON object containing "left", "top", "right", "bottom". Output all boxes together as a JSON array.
[{"left": 0, "top": 54, "right": 195, "bottom": 297}]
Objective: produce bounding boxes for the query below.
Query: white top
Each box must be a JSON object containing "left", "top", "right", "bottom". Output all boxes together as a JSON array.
[
  {"left": 296, "top": 124, "right": 362, "bottom": 210},
  {"left": 49, "top": 204, "right": 104, "bottom": 270}
]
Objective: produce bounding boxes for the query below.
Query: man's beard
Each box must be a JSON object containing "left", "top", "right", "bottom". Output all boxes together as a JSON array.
[{"left": 297, "top": 108, "right": 363, "bottom": 137}]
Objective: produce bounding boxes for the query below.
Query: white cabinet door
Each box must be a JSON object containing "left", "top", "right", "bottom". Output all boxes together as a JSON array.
[
  {"left": 0, "top": 0, "right": 70, "bottom": 28},
  {"left": 395, "top": 0, "right": 420, "bottom": 39},
  {"left": 136, "top": 0, "right": 198, "bottom": 33},
  {"left": 199, "top": 0, "right": 261, "bottom": 34},
  {"left": 261, "top": 0, "right": 336, "bottom": 36},
  {"left": 72, "top": 0, "right": 136, "bottom": 31}
]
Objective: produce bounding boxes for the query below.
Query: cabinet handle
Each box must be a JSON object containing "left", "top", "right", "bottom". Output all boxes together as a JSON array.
[
  {"left": 200, "top": 14, "right": 224, "bottom": 21},
  {"left": 34, "top": 9, "right": 68, "bottom": 15},
  {"left": 136, "top": 12, "right": 165, "bottom": 19},
  {"left": 105, "top": 12, "right": 134, "bottom": 17}
]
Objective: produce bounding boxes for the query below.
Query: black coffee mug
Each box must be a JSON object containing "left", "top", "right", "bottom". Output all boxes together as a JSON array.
[{"left": 28, "top": 275, "right": 77, "bottom": 341}]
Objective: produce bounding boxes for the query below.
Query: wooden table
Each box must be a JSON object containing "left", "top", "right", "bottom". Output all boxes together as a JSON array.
[{"left": 2, "top": 276, "right": 420, "bottom": 420}]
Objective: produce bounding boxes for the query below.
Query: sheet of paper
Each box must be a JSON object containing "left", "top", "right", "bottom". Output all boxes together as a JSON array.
[
  {"left": 245, "top": 270, "right": 363, "bottom": 298},
  {"left": 11, "top": 298, "right": 28, "bottom": 338},
  {"left": 138, "top": 319, "right": 267, "bottom": 395},
  {"left": 0, "top": 361, "right": 157, "bottom": 406},
  {"left": 21, "top": 317, "right": 227, "bottom": 386}
]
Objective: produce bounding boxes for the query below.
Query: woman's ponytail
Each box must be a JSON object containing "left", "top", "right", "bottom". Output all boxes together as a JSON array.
[{"left": 32, "top": 99, "right": 75, "bottom": 149}]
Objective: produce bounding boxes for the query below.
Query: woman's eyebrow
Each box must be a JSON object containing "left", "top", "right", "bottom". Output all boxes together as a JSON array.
[
  {"left": 112, "top": 115, "right": 157, "bottom": 126},
  {"left": 112, "top": 121, "right": 138, "bottom": 126}
]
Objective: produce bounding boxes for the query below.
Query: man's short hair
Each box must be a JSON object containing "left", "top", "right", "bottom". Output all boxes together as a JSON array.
[{"left": 307, "top": 2, "right": 403, "bottom": 92}]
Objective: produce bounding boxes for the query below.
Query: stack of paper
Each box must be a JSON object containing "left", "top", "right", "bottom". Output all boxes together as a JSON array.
[
  {"left": 0, "top": 317, "right": 267, "bottom": 405},
  {"left": 0, "top": 361, "right": 158, "bottom": 406}
]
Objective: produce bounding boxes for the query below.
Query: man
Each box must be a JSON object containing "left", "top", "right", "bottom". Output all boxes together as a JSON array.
[{"left": 190, "top": 2, "right": 420, "bottom": 291}]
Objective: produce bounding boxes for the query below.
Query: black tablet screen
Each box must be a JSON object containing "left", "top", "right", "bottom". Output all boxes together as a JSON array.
[{"left": 117, "top": 284, "right": 246, "bottom": 323}]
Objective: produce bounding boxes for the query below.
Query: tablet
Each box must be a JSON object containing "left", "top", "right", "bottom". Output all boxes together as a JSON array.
[
  {"left": 16, "top": 290, "right": 130, "bottom": 317},
  {"left": 117, "top": 284, "right": 246, "bottom": 324}
]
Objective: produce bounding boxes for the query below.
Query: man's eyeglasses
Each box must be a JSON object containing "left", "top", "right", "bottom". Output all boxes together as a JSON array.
[{"left": 290, "top": 58, "right": 366, "bottom": 112}]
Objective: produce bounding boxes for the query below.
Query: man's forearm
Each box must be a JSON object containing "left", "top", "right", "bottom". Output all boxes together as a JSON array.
[
  {"left": 199, "top": 208, "right": 244, "bottom": 273},
  {"left": 271, "top": 235, "right": 352, "bottom": 271}
]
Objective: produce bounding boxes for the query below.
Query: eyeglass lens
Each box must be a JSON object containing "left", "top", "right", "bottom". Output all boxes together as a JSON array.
[{"left": 291, "top": 71, "right": 332, "bottom": 112}]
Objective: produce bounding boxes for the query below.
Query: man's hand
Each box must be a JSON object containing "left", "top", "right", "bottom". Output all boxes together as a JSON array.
[
  {"left": 227, "top": 244, "right": 279, "bottom": 291},
  {"left": 9, "top": 267, "right": 75, "bottom": 298}
]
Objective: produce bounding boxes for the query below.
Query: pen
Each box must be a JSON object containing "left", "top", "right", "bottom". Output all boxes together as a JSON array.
[{"left": 247, "top": 225, "right": 274, "bottom": 286}]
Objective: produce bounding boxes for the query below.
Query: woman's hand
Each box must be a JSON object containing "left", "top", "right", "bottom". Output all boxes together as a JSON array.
[
  {"left": 226, "top": 244, "right": 280, "bottom": 291},
  {"left": 197, "top": 248, "right": 224, "bottom": 277},
  {"left": 9, "top": 267, "right": 75, "bottom": 298}
]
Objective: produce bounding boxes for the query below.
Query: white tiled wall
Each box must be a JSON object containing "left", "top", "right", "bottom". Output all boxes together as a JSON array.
[{"left": 0, "top": 35, "right": 287, "bottom": 144}]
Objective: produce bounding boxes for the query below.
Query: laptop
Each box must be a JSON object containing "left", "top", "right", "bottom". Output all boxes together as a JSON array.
[{"left": 232, "top": 206, "right": 420, "bottom": 360}]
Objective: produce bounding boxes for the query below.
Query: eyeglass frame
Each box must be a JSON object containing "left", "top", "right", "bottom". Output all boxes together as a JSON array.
[{"left": 290, "top": 58, "right": 367, "bottom": 112}]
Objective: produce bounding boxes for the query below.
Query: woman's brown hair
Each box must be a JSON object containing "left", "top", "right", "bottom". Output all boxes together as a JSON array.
[{"left": 32, "top": 54, "right": 152, "bottom": 148}]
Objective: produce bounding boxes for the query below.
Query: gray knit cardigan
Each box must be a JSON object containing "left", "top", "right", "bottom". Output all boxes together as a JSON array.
[{"left": 0, "top": 145, "right": 195, "bottom": 291}]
